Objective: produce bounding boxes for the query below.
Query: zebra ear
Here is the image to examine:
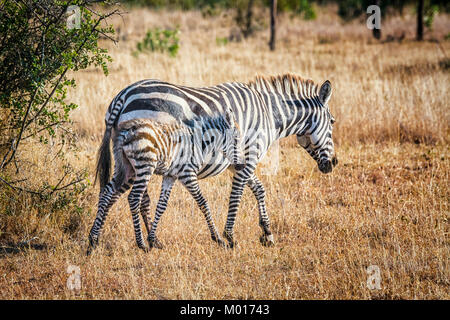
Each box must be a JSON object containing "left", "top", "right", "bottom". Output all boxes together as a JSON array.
[{"left": 319, "top": 80, "right": 332, "bottom": 105}]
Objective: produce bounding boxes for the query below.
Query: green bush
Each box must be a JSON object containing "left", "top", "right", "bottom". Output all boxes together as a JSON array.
[
  {"left": 134, "top": 27, "right": 180, "bottom": 57},
  {"left": 216, "top": 37, "right": 229, "bottom": 45},
  {"left": 277, "top": 0, "right": 317, "bottom": 20},
  {"left": 424, "top": 4, "right": 439, "bottom": 30},
  {"left": 0, "top": 1, "right": 117, "bottom": 202}
]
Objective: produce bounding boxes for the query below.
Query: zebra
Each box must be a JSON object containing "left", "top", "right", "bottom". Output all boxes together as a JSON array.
[
  {"left": 87, "top": 108, "right": 244, "bottom": 254},
  {"left": 93, "top": 73, "right": 337, "bottom": 250}
]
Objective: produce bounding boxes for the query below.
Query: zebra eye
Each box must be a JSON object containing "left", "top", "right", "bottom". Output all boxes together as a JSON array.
[{"left": 330, "top": 118, "right": 335, "bottom": 125}]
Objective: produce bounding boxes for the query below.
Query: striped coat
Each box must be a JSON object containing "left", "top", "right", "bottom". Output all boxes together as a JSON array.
[
  {"left": 87, "top": 110, "right": 243, "bottom": 254},
  {"left": 90, "top": 74, "right": 337, "bottom": 251}
]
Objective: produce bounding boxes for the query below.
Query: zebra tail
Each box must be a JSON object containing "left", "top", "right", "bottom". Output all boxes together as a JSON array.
[{"left": 95, "top": 126, "right": 112, "bottom": 191}]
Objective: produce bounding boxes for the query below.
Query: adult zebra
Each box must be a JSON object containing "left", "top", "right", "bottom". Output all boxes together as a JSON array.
[{"left": 96, "top": 73, "right": 337, "bottom": 249}]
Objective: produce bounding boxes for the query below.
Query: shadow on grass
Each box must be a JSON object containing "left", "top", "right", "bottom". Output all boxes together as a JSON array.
[{"left": 0, "top": 241, "right": 48, "bottom": 258}]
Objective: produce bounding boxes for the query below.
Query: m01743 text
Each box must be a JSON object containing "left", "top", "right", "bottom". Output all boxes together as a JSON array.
[{"left": 224, "top": 304, "right": 269, "bottom": 315}]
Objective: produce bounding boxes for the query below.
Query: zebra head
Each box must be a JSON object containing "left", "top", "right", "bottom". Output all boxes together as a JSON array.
[{"left": 297, "top": 80, "right": 338, "bottom": 174}]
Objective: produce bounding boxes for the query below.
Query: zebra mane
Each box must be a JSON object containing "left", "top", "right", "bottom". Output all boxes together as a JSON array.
[{"left": 248, "top": 73, "right": 319, "bottom": 99}]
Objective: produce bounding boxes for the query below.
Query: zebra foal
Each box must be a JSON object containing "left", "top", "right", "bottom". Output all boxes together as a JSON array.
[{"left": 87, "top": 109, "right": 243, "bottom": 254}]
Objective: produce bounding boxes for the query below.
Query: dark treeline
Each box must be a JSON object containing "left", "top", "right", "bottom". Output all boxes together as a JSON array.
[
  {"left": 123, "top": 0, "right": 450, "bottom": 16},
  {"left": 123, "top": 0, "right": 450, "bottom": 48}
]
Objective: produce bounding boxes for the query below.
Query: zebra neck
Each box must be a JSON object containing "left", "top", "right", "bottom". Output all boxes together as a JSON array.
[{"left": 271, "top": 94, "right": 316, "bottom": 140}]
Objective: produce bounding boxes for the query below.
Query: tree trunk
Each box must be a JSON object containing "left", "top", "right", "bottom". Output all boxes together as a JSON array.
[
  {"left": 243, "top": 0, "right": 254, "bottom": 38},
  {"left": 417, "top": 0, "right": 424, "bottom": 41},
  {"left": 372, "top": 0, "right": 381, "bottom": 40},
  {"left": 269, "top": 0, "right": 277, "bottom": 51}
]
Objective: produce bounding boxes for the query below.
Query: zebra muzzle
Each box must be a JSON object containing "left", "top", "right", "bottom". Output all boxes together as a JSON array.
[{"left": 319, "top": 160, "right": 333, "bottom": 174}]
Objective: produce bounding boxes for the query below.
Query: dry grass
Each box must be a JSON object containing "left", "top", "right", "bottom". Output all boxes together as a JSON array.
[{"left": 0, "top": 6, "right": 449, "bottom": 299}]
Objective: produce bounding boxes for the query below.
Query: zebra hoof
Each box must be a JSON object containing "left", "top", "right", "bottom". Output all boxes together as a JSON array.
[
  {"left": 211, "top": 234, "right": 227, "bottom": 247},
  {"left": 224, "top": 238, "right": 237, "bottom": 249},
  {"left": 149, "top": 238, "right": 164, "bottom": 250},
  {"left": 223, "top": 231, "right": 237, "bottom": 249},
  {"left": 260, "top": 234, "right": 275, "bottom": 247},
  {"left": 86, "top": 236, "right": 98, "bottom": 256},
  {"left": 216, "top": 238, "right": 227, "bottom": 248},
  {"left": 86, "top": 243, "right": 97, "bottom": 256},
  {"left": 227, "top": 240, "right": 238, "bottom": 249},
  {"left": 138, "top": 245, "right": 149, "bottom": 253}
]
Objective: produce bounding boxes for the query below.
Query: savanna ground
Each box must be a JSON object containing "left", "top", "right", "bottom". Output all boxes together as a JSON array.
[{"left": 0, "top": 5, "right": 449, "bottom": 299}]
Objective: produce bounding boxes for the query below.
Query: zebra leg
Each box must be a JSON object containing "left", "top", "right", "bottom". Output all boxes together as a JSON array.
[
  {"left": 87, "top": 177, "right": 132, "bottom": 255},
  {"left": 147, "top": 176, "right": 175, "bottom": 249},
  {"left": 247, "top": 175, "right": 274, "bottom": 247},
  {"left": 127, "top": 166, "right": 154, "bottom": 252},
  {"left": 223, "top": 166, "right": 255, "bottom": 248},
  {"left": 180, "top": 173, "right": 226, "bottom": 247},
  {"left": 140, "top": 188, "right": 164, "bottom": 248},
  {"left": 139, "top": 190, "right": 152, "bottom": 236}
]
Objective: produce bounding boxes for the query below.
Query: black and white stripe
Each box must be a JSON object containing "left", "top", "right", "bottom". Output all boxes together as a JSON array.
[
  {"left": 91, "top": 74, "right": 336, "bottom": 251},
  {"left": 87, "top": 110, "right": 243, "bottom": 254}
]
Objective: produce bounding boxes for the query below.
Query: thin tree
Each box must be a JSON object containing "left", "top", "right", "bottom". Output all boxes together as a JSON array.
[
  {"left": 417, "top": 0, "right": 424, "bottom": 40},
  {"left": 269, "top": 0, "right": 277, "bottom": 51},
  {"left": 235, "top": 0, "right": 255, "bottom": 39},
  {"left": 373, "top": 0, "right": 381, "bottom": 40},
  {"left": 243, "top": 0, "right": 254, "bottom": 38}
]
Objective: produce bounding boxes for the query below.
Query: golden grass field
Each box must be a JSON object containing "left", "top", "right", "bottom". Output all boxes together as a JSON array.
[{"left": 0, "top": 5, "right": 449, "bottom": 299}]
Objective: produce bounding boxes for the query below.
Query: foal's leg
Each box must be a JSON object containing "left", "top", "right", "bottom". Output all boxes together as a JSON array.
[
  {"left": 147, "top": 176, "right": 176, "bottom": 249},
  {"left": 180, "top": 172, "right": 226, "bottom": 247},
  {"left": 127, "top": 165, "right": 155, "bottom": 252},
  {"left": 87, "top": 176, "right": 133, "bottom": 256},
  {"left": 247, "top": 174, "right": 274, "bottom": 246},
  {"left": 140, "top": 189, "right": 164, "bottom": 248},
  {"left": 139, "top": 190, "right": 152, "bottom": 235}
]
